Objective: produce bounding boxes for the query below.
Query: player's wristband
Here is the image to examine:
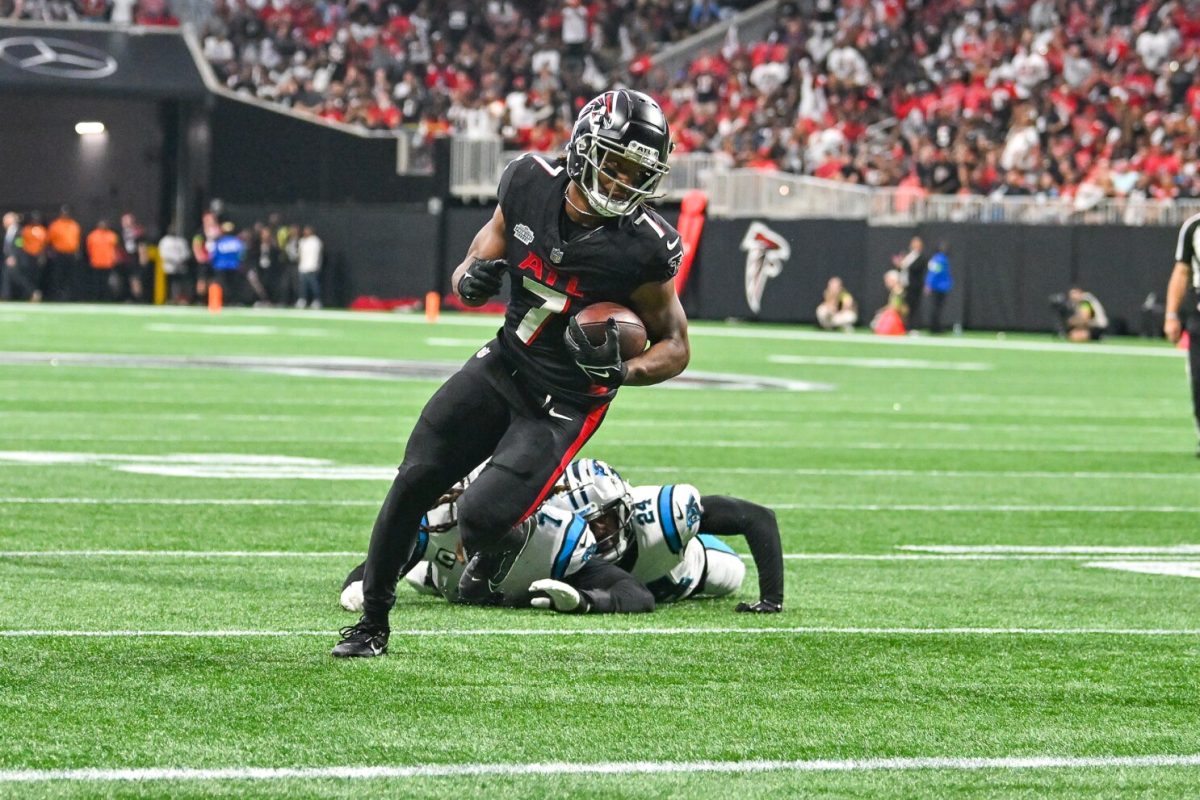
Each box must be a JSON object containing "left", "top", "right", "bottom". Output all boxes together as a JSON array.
[{"left": 1165, "top": 311, "right": 1180, "bottom": 321}]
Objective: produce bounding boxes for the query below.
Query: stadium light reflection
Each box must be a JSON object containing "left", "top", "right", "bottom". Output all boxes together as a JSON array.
[{"left": 75, "top": 121, "right": 106, "bottom": 136}]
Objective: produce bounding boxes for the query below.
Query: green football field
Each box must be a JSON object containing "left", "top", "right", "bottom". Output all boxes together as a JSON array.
[{"left": 1, "top": 303, "right": 1198, "bottom": 798}]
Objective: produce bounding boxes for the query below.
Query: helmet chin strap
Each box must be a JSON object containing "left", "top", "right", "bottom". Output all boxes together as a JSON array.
[{"left": 563, "top": 184, "right": 608, "bottom": 224}]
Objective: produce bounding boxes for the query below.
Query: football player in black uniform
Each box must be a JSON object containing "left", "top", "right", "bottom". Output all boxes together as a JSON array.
[
  {"left": 1165, "top": 211, "right": 1200, "bottom": 456},
  {"left": 334, "top": 89, "right": 689, "bottom": 657}
]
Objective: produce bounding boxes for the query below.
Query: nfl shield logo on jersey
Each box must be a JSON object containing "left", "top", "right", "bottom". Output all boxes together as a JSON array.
[{"left": 550, "top": 248, "right": 563, "bottom": 264}]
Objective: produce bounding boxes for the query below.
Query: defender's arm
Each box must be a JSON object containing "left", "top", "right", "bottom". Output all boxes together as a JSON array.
[{"left": 697, "top": 495, "right": 785, "bottom": 608}]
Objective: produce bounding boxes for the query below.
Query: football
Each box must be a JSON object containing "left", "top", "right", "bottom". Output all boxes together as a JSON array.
[{"left": 574, "top": 302, "right": 648, "bottom": 360}]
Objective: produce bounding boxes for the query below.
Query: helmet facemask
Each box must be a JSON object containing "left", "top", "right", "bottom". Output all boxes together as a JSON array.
[
  {"left": 574, "top": 132, "right": 670, "bottom": 218},
  {"left": 560, "top": 460, "right": 634, "bottom": 562},
  {"left": 581, "top": 495, "right": 633, "bottom": 561}
]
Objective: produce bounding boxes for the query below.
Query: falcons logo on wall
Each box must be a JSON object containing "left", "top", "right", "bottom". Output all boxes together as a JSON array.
[{"left": 739, "top": 222, "right": 791, "bottom": 315}]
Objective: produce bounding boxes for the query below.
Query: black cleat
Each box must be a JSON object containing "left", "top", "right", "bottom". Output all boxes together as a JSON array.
[
  {"left": 454, "top": 519, "right": 531, "bottom": 605},
  {"left": 331, "top": 618, "right": 389, "bottom": 658},
  {"left": 455, "top": 552, "right": 507, "bottom": 605}
]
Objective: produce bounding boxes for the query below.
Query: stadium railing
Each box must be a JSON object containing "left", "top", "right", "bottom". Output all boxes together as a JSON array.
[
  {"left": 452, "top": 135, "right": 1200, "bottom": 226},
  {"left": 704, "top": 170, "right": 875, "bottom": 219},
  {"left": 449, "top": 136, "right": 726, "bottom": 203}
]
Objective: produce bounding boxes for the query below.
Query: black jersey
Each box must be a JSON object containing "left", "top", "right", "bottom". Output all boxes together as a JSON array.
[
  {"left": 1176, "top": 212, "right": 1200, "bottom": 292},
  {"left": 493, "top": 153, "right": 682, "bottom": 406}
]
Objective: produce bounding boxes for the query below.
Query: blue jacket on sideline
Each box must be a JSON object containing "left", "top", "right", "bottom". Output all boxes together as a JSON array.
[{"left": 925, "top": 251, "right": 953, "bottom": 294}]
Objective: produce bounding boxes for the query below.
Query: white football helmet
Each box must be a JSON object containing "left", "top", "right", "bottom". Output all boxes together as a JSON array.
[{"left": 559, "top": 458, "right": 634, "bottom": 562}]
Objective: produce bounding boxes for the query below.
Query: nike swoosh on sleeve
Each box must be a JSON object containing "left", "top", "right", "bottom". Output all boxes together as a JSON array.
[{"left": 666, "top": 238, "right": 680, "bottom": 250}]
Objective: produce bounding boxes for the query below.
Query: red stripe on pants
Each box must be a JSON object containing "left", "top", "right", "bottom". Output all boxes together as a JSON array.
[{"left": 519, "top": 403, "right": 608, "bottom": 521}]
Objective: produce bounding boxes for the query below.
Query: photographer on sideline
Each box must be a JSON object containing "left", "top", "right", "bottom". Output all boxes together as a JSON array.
[{"left": 1051, "top": 287, "right": 1109, "bottom": 342}]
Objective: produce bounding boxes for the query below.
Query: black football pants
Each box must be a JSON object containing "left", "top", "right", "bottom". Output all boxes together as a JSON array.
[
  {"left": 1189, "top": 313, "right": 1200, "bottom": 439},
  {"left": 361, "top": 341, "right": 608, "bottom": 622}
]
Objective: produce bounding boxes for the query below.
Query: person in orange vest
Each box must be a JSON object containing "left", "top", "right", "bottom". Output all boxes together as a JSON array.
[
  {"left": 46, "top": 205, "right": 82, "bottom": 301},
  {"left": 19, "top": 211, "right": 47, "bottom": 303},
  {"left": 86, "top": 220, "right": 120, "bottom": 302}
]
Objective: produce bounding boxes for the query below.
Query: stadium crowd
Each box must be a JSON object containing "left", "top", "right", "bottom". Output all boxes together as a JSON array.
[
  {"left": 196, "top": 0, "right": 1200, "bottom": 202},
  {"left": 200, "top": 0, "right": 744, "bottom": 141},
  {"left": 1, "top": 205, "right": 324, "bottom": 308},
  {"left": 2, "top": 0, "right": 177, "bottom": 24}
]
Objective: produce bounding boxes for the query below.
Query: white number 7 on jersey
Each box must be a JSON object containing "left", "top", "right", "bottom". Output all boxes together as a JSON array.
[{"left": 516, "top": 277, "right": 569, "bottom": 344}]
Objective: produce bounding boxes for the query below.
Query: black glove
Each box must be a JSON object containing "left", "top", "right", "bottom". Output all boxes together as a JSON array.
[
  {"left": 457, "top": 258, "right": 508, "bottom": 303},
  {"left": 735, "top": 600, "right": 783, "bottom": 614},
  {"left": 563, "top": 317, "right": 627, "bottom": 389}
]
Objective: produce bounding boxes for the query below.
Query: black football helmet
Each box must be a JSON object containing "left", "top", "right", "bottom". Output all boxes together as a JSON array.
[{"left": 566, "top": 89, "right": 672, "bottom": 218}]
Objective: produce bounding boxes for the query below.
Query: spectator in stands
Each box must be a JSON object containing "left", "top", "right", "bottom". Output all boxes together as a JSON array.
[
  {"left": 3, "top": 212, "right": 36, "bottom": 301},
  {"left": 158, "top": 225, "right": 190, "bottom": 305},
  {"left": 20, "top": 211, "right": 46, "bottom": 303},
  {"left": 46, "top": 205, "right": 81, "bottom": 302},
  {"left": 924, "top": 243, "right": 954, "bottom": 334},
  {"left": 815, "top": 276, "right": 857, "bottom": 332},
  {"left": 192, "top": 0, "right": 1200, "bottom": 212},
  {"left": 1052, "top": 287, "right": 1109, "bottom": 342},
  {"left": 7, "top": 0, "right": 176, "bottom": 24},
  {"left": 85, "top": 220, "right": 120, "bottom": 302},
  {"left": 297, "top": 225, "right": 323, "bottom": 309},
  {"left": 109, "top": 0, "right": 134, "bottom": 25}
]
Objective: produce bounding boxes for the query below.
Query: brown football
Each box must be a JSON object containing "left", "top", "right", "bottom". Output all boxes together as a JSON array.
[{"left": 574, "top": 302, "right": 648, "bottom": 360}]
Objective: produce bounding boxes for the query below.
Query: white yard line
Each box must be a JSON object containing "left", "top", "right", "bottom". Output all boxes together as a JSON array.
[
  {"left": 901, "top": 545, "right": 1200, "bottom": 555},
  {"left": 774, "top": 503, "right": 1200, "bottom": 513},
  {"left": 628, "top": 466, "right": 1196, "bottom": 481},
  {"left": 0, "top": 497, "right": 377, "bottom": 506},
  {"left": 0, "top": 433, "right": 1186, "bottom": 449},
  {"left": 598, "top": 440, "right": 1183, "bottom": 454},
  {"left": 0, "top": 304, "right": 1182, "bottom": 354},
  {"left": 4, "top": 549, "right": 1199, "bottom": 562},
  {"left": 1, "top": 754, "right": 1198, "bottom": 784},
  {"left": 1086, "top": 561, "right": 1200, "bottom": 579},
  {"left": 0, "top": 550, "right": 363, "bottom": 558},
  {"left": 0, "top": 436, "right": 1185, "bottom": 454},
  {"left": 777, "top": 553, "right": 1200, "bottom": 561},
  {"left": 144, "top": 323, "right": 330, "bottom": 337},
  {"left": 0, "top": 413, "right": 1189, "bottom": 436},
  {"left": 688, "top": 326, "right": 1184, "bottom": 357},
  {"left": 768, "top": 355, "right": 992, "bottom": 371},
  {"left": 0, "top": 498, "right": 1194, "bottom": 513},
  {"left": 1, "top": 627, "right": 1198, "bottom": 638}
]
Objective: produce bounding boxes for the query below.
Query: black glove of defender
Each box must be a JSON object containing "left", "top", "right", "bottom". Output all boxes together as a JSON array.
[
  {"left": 563, "top": 317, "right": 627, "bottom": 389},
  {"left": 735, "top": 600, "right": 783, "bottom": 614},
  {"left": 457, "top": 258, "right": 508, "bottom": 303}
]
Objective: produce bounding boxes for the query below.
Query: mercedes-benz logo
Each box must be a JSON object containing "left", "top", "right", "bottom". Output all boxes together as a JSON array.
[{"left": 0, "top": 36, "right": 117, "bottom": 79}]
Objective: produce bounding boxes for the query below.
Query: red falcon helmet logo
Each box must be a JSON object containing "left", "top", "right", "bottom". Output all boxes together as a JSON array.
[{"left": 739, "top": 222, "right": 791, "bottom": 315}]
